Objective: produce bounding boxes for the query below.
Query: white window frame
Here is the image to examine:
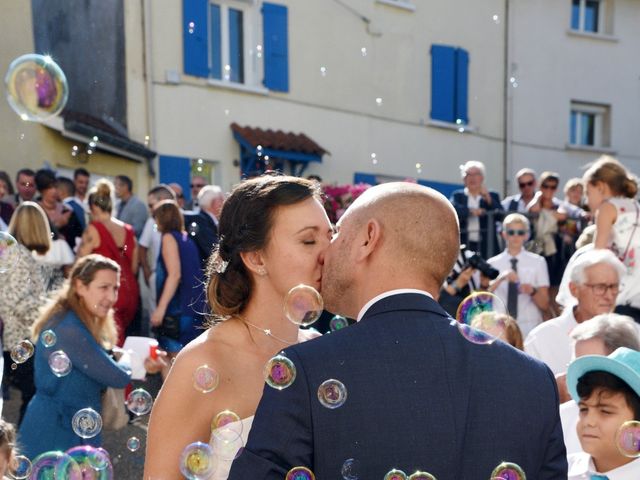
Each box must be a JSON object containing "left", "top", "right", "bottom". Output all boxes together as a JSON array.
[
  {"left": 571, "top": 0, "right": 604, "bottom": 33},
  {"left": 569, "top": 101, "right": 609, "bottom": 149},
  {"left": 208, "top": 0, "right": 263, "bottom": 88}
]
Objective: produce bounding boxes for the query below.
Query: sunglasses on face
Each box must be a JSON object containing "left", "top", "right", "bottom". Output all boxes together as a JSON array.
[
  {"left": 506, "top": 229, "right": 527, "bottom": 236},
  {"left": 541, "top": 184, "right": 558, "bottom": 190},
  {"left": 518, "top": 180, "right": 534, "bottom": 188}
]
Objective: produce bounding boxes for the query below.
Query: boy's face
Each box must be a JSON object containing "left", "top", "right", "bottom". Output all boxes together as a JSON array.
[
  {"left": 577, "top": 388, "right": 635, "bottom": 464},
  {"left": 501, "top": 221, "right": 528, "bottom": 250}
]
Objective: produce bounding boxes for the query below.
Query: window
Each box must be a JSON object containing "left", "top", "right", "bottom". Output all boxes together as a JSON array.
[
  {"left": 430, "top": 45, "right": 469, "bottom": 125},
  {"left": 182, "top": 0, "right": 289, "bottom": 91},
  {"left": 571, "top": 0, "right": 601, "bottom": 33},
  {"left": 570, "top": 102, "right": 610, "bottom": 148}
]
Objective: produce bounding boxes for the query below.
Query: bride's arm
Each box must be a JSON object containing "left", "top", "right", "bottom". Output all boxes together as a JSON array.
[{"left": 144, "top": 344, "right": 218, "bottom": 479}]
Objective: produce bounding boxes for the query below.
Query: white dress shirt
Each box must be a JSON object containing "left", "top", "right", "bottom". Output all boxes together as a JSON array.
[
  {"left": 560, "top": 400, "right": 581, "bottom": 458},
  {"left": 525, "top": 306, "right": 577, "bottom": 374},
  {"left": 465, "top": 188, "right": 482, "bottom": 243},
  {"left": 488, "top": 249, "right": 550, "bottom": 337},
  {"left": 568, "top": 452, "right": 640, "bottom": 479}
]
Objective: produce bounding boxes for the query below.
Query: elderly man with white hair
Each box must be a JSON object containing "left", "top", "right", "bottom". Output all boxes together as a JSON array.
[
  {"left": 525, "top": 249, "right": 626, "bottom": 375},
  {"left": 449, "top": 160, "right": 503, "bottom": 259},
  {"left": 184, "top": 185, "right": 225, "bottom": 267}
]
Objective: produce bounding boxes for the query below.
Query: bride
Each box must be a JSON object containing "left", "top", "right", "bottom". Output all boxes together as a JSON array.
[{"left": 144, "top": 174, "right": 333, "bottom": 479}]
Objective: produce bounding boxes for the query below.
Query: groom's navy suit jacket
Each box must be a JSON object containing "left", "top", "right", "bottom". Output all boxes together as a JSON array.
[{"left": 228, "top": 293, "right": 567, "bottom": 479}]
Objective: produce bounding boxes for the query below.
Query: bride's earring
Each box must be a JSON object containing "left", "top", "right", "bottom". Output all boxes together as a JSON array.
[{"left": 258, "top": 268, "right": 267, "bottom": 276}]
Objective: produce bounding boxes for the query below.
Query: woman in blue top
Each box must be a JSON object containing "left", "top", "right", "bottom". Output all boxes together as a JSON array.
[
  {"left": 18, "top": 254, "right": 161, "bottom": 458},
  {"left": 150, "top": 200, "right": 205, "bottom": 363}
]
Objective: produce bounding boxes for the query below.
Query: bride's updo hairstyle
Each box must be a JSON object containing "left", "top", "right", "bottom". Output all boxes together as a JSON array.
[
  {"left": 88, "top": 178, "right": 115, "bottom": 213},
  {"left": 207, "top": 174, "right": 321, "bottom": 318}
]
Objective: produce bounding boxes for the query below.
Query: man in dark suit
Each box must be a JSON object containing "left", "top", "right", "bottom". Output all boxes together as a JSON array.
[
  {"left": 184, "top": 185, "right": 224, "bottom": 267},
  {"left": 229, "top": 182, "right": 567, "bottom": 479},
  {"left": 450, "top": 160, "right": 503, "bottom": 259}
]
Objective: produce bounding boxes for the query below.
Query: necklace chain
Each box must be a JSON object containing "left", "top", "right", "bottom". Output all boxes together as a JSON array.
[{"left": 238, "top": 317, "right": 296, "bottom": 345}]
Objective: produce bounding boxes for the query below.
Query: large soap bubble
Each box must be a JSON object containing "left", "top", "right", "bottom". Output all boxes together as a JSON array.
[{"left": 4, "top": 53, "right": 69, "bottom": 122}]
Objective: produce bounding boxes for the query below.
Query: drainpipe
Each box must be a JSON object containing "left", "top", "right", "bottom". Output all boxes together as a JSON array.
[
  {"left": 142, "top": 0, "right": 157, "bottom": 178},
  {"left": 503, "top": 0, "right": 513, "bottom": 196}
]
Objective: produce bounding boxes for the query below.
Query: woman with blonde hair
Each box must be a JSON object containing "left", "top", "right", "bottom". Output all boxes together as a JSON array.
[
  {"left": 18, "top": 254, "right": 163, "bottom": 458},
  {"left": 77, "top": 179, "right": 139, "bottom": 345},
  {"left": 10, "top": 201, "right": 74, "bottom": 292},
  {"left": 584, "top": 155, "right": 640, "bottom": 320}
]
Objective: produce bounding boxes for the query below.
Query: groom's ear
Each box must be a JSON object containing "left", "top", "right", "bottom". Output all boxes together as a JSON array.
[
  {"left": 239, "top": 250, "right": 265, "bottom": 276},
  {"left": 354, "top": 218, "right": 381, "bottom": 262}
]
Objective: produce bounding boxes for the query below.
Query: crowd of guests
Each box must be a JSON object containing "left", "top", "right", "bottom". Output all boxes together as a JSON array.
[{"left": 0, "top": 154, "right": 639, "bottom": 477}]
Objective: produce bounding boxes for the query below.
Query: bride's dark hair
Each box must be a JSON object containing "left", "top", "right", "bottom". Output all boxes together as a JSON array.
[{"left": 206, "top": 174, "right": 321, "bottom": 319}]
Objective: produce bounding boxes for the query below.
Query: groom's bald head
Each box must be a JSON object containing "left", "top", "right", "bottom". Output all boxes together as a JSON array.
[{"left": 322, "top": 182, "right": 460, "bottom": 316}]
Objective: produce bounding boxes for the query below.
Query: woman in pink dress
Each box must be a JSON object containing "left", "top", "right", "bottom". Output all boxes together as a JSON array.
[{"left": 77, "top": 179, "right": 139, "bottom": 345}]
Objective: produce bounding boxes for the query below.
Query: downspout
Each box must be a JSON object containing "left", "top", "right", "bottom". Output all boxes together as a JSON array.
[
  {"left": 142, "top": 0, "right": 157, "bottom": 177},
  {"left": 503, "top": 0, "right": 513, "bottom": 196}
]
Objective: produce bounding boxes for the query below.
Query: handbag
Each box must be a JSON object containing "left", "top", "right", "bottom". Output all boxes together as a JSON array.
[
  {"left": 154, "top": 314, "right": 181, "bottom": 340},
  {"left": 101, "top": 387, "right": 128, "bottom": 431}
]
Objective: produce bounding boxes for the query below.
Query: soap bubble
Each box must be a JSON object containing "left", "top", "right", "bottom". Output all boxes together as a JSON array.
[
  {"left": 408, "top": 472, "right": 436, "bottom": 480},
  {"left": 341, "top": 458, "right": 361, "bottom": 479},
  {"left": 72, "top": 408, "right": 103, "bottom": 439},
  {"left": 317, "top": 379, "right": 348, "bottom": 409},
  {"left": 30, "top": 451, "right": 80, "bottom": 480},
  {"left": 211, "top": 426, "right": 244, "bottom": 460},
  {"left": 10, "top": 340, "right": 34, "bottom": 364},
  {"left": 264, "top": 354, "right": 296, "bottom": 390},
  {"left": 126, "top": 388, "right": 153, "bottom": 416},
  {"left": 283, "top": 284, "right": 323, "bottom": 327},
  {"left": 320, "top": 66, "right": 327, "bottom": 77},
  {"left": 455, "top": 292, "right": 507, "bottom": 345},
  {"left": 127, "top": 437, "right": 141, "bottom": 452},
  {"left": 180, "top": 442, "right": 214, "bottom": 480},
  {"left": 0, "top": 232, "right": 20, "bottom": 274},
  {"left": 211, "top": 410, "right": 241, "bottom": 432},
  {"left": 329, "top": 315, "right": 349, "bottom": 331},
  {"left": 65, "top": 445, "right": 112, "bottom": 477},
  {"left": 193, "top": 365, "right": 220, "bottom": 393},
  {"left": 384, "top": 469, "right": 407, "bottom": 480},
  {"left": 48, "top": 350, "right": 72, "bottom": 377},
  {"left": 41, "top": 329, "right": 57, "bottom": 347},
  {"left": 616, "top": 420, "right": 640, "bottom": 457},
  {"left": 457, "top": 292, "right": 507, "bottom": 325},
  {"left": 11, "top": 455, "right": 32, "bottom": 479},
  {"left": 4, "top": 53, "right": 69, "bottom": 122},
  {"left": 375, "top": 97, "right": 383, "bottom": 106},
  {"left": 491, "top": 462, "right": 526, "bottom": 480},
  {"left": 286, "top": 466, "right": 316, "bottom": 480}
]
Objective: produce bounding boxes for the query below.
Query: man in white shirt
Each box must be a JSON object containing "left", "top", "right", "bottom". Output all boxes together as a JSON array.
[
  {"left": 486, "top": 213, "right": 549, "bottom": 336},
  {"left": 559, "top": 314, "right": 640, "bottom": 458},
  {"left": 525, "top": 249, "right": 626, "bottom": 374},
  {"left": 502, "top": 168, "right": 537, "bottom": 213}
]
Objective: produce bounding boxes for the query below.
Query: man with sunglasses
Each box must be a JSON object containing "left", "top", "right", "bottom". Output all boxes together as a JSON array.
[
  {"left": 502, "top": 168, "right": 537, "bottom": 213},
  {"left": 525, "top": 249, "right": 626, "bottom": 376},
  {"left": 484, "top": 213, "right": 550, "bottom": 336}
]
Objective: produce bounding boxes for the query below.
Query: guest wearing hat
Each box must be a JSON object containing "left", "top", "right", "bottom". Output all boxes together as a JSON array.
[{"left": 566, "top": 347, "right": 640, "bottom": 478}]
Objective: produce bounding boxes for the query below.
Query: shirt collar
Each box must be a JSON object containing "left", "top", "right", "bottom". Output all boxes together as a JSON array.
[
  {"left": 356, "top": 289, "right": 434, "bottom": 322},
  {"left": 464, "top": 187, "right": 482, "bottom": 199},
  {"left": 569, "top": 452, "right": 640, "bottom": 479}
]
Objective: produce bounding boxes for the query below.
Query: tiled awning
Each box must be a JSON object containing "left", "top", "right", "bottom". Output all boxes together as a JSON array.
[{"left": 230, "top": 123, "right": 327, "bottom": 177}]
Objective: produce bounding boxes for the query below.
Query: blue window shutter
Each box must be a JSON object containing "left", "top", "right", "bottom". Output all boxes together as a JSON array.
[
  {"left": 430, "top": 45, "right": 456, "bottom": 123},
  {"left": 210, "top": 4, "right": 222, "bottom": 79},
  {"left": 353, "top": 173, "right": 377, "bottom": 185},
  {"left": 159, "top": 156, "right": 191, "bottom": 200},
  {"left": 455, "top": 48, "right": 469, "bottom": 124},
  {"left": 262, "top": 3, "right": 289, "bottom": 92},
  {"left": 183, "top": 0, "right": 209, "bottom": 77},
  {"left": 229, "top": 8, "right": 245, "bottom": 83}
]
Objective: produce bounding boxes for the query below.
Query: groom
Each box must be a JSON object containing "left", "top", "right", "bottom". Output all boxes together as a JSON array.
[{"left": 229, "top": 182, "right": 567, "bottom": 479}]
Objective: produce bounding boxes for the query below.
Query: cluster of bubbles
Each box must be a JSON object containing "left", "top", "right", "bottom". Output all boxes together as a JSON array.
[
  {"left": 455, "top": 291, "right": 508, "bottom": 345},
  {"left": 616, "top": 420, "right": 640, "bottom": 457},
  {"left": 26, "top": 446, "right": 113, "bottom": 479},
  {"left": 4, "top": 53, "right": 69, "bottom": 122},
  {"left": 0, "top": 232, "right": 19, "bottom": 274}
]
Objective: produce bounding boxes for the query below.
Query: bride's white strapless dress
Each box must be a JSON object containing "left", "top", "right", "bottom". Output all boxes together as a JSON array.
[{"left": 208, "top": 416, "right": 254, "bottom": 480}]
